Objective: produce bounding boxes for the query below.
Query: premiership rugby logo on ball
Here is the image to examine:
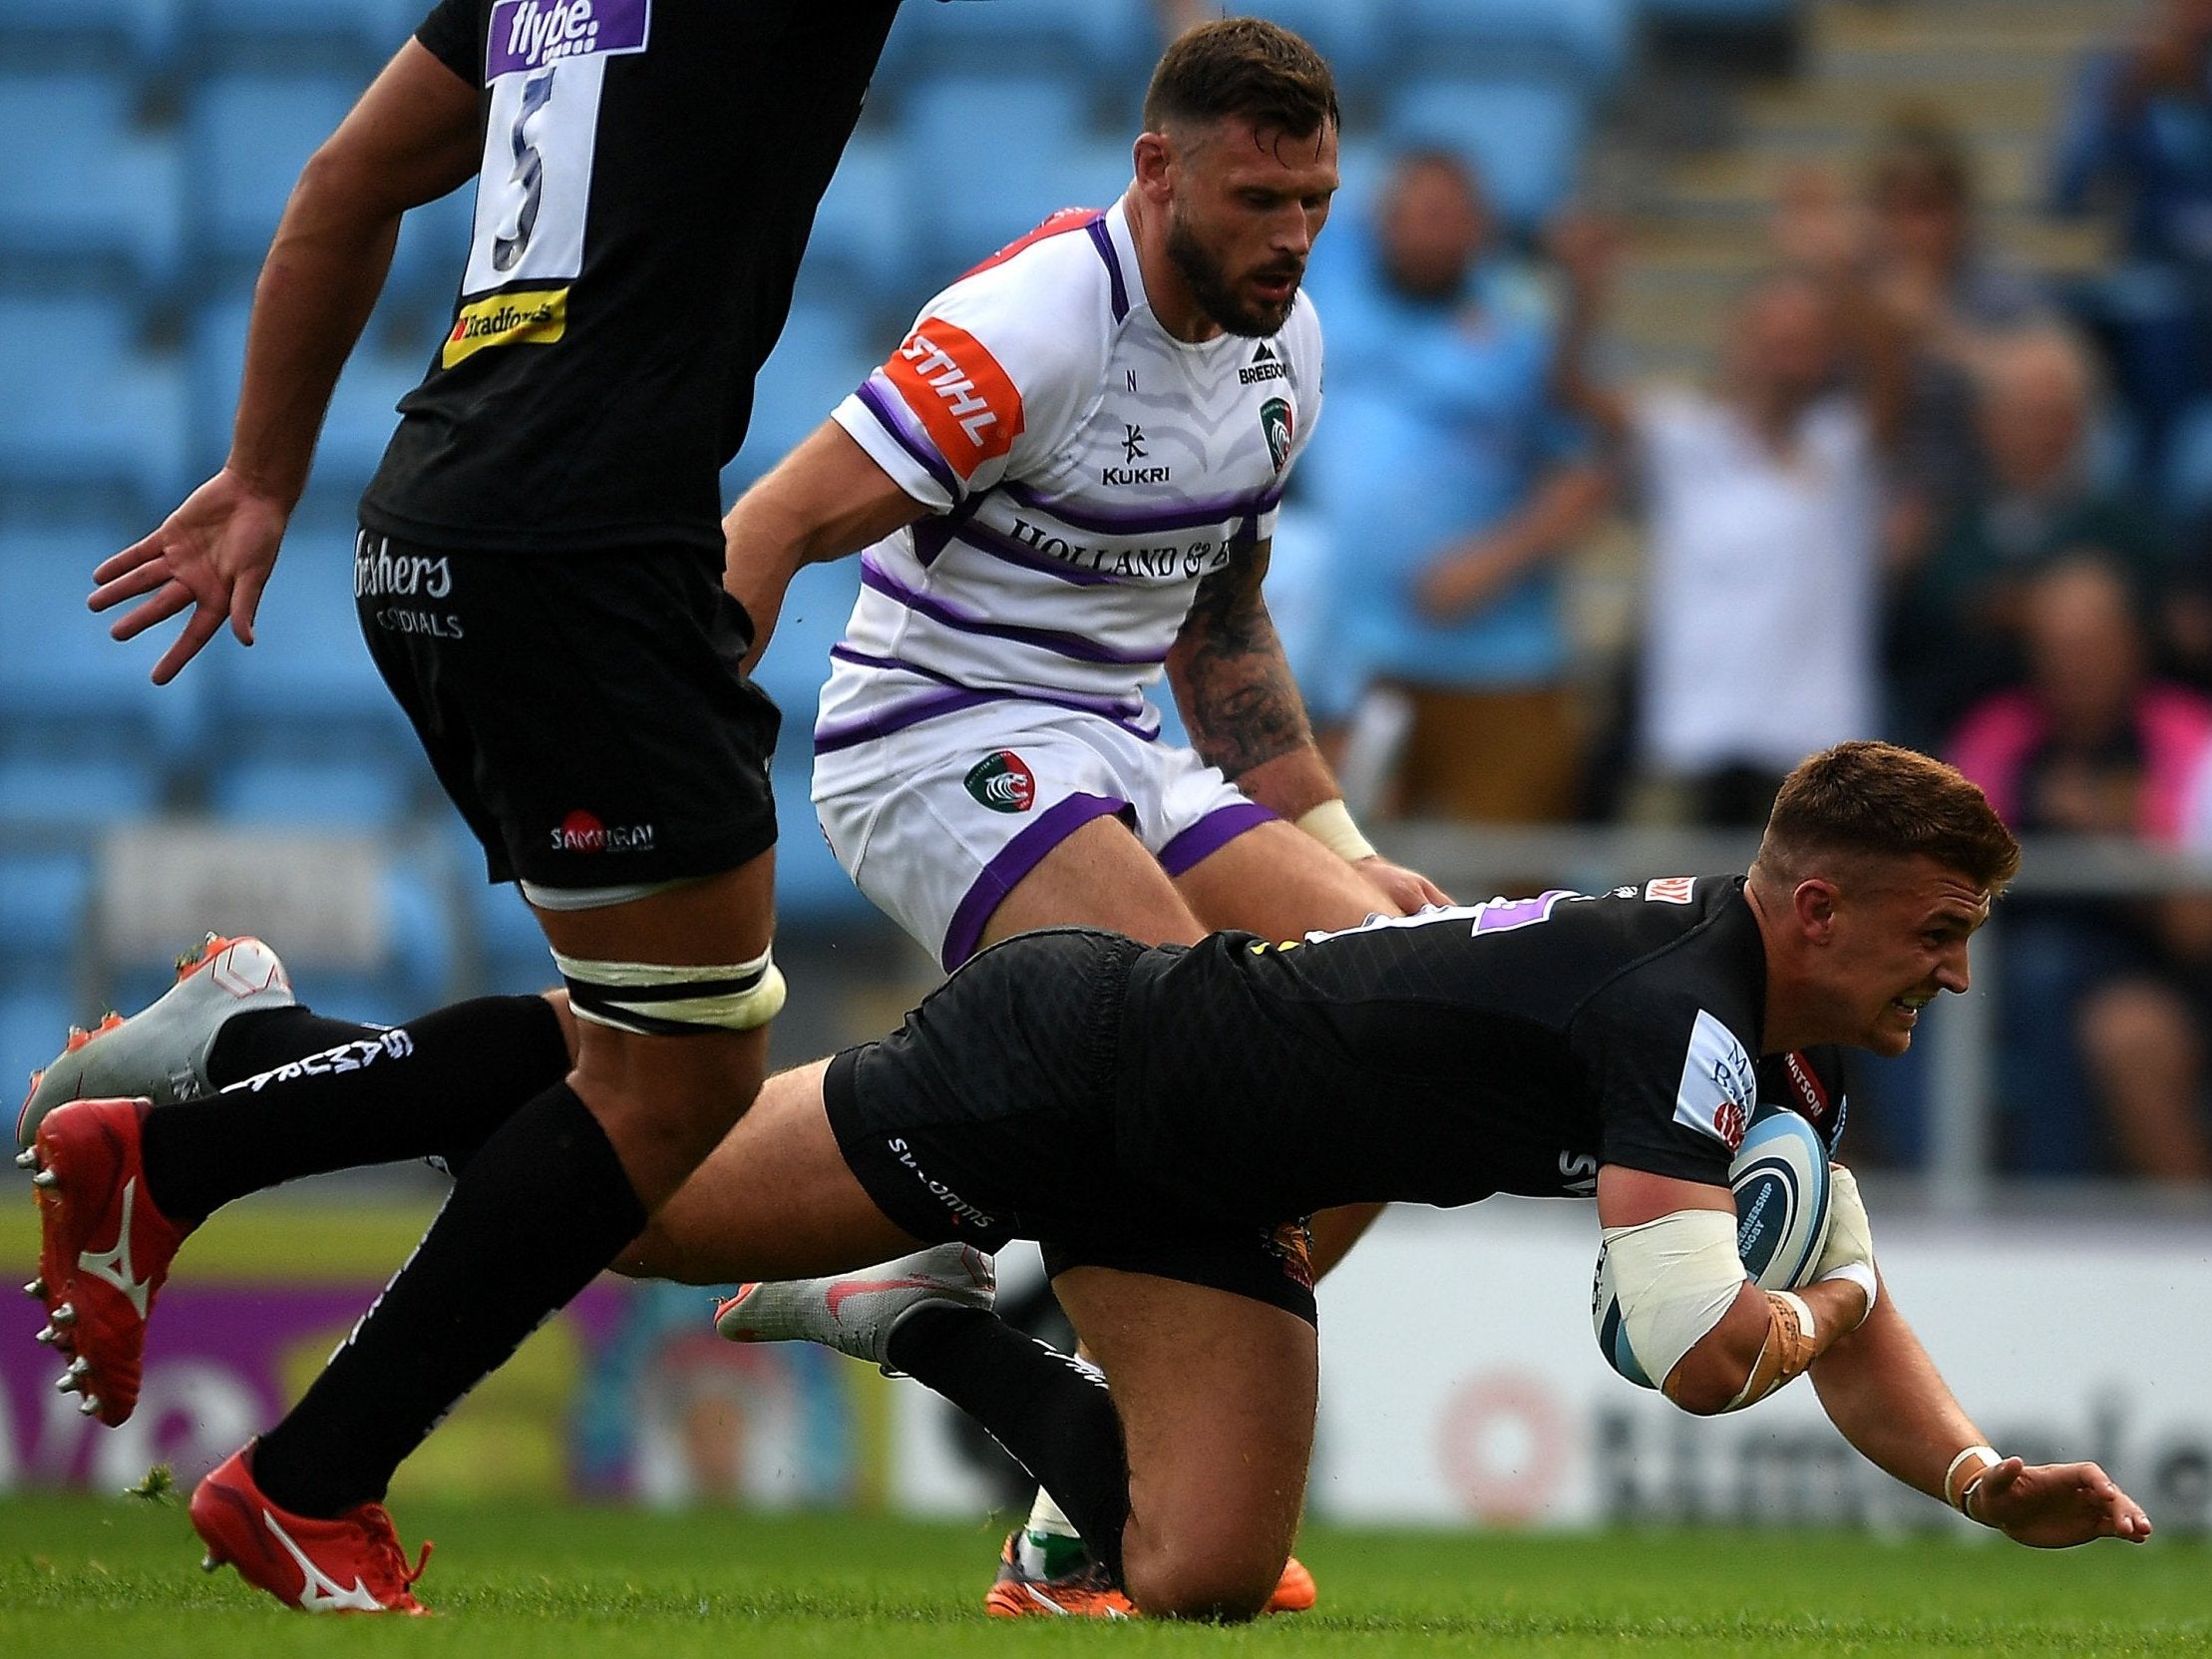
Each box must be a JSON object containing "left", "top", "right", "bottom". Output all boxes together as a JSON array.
[{"left": 963, "top": 750, "right": 1036, "bottom": 813}]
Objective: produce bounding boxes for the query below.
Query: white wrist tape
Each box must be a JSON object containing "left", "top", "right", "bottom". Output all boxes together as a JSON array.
[
  {"left": 1945, "top": 1444, "right": 2002, "bottom": 1520},
  {"left": 1600, "top": 1209, "right": 1746, "bottom": 1391},
  {"left": 1295, "top": 798, "right": 1377, "bottom": 864},
  {"left": 1816, "top": 1260, "right": 1878, "bottom": 1326}
]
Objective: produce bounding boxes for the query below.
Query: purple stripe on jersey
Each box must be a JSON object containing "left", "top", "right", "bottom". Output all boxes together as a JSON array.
[
  {"left": 948, "top": 516, "right": 1119, "bottom": 588},
  {"left": 823, "top": 641, "right": 1150, "bottom": 734},
  {"left": 856, "top": 379, "right": 960, "bottom": 499},
  {"left": 1086, "top": 218, "right": 1129, "bottom": 322},
  {"left": 1157, "top": 800, "right": 1279, "bottom": 877},
  {"left": 858, "top": 559, "right": 1166, "bottom": 666},
  {"left": 941, "top": 792, "right": 1131, "bottom": 969},
  {"left": 812, "top": 686, "right": 998, "bottom": 754},
  {"left": 999, "top": 477, "right": 1286, "bottom": 537}
]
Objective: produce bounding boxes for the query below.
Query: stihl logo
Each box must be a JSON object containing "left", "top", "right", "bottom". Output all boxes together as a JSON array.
[{"left": 884, "top": 317, "right": 1023, "bottom": 477}]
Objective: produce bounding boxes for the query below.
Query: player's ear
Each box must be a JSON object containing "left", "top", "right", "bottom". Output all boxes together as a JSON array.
[
  {"left": 1792, "top": 878, "right": 1839, "bottom": 943},
  {"left": 1133, "top": 132, "right": 1175, "bottom": 203}
]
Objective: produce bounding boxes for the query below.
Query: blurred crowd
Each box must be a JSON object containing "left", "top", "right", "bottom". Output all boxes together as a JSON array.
[{"left": 1285, "top": 0, "right": 2212, "bottom": 1183}]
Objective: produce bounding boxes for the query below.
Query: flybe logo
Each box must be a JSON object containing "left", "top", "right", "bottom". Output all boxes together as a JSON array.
[
  {"left": 883, "top": 316, "right": 1024, "bottom": 478},
  {"left": 443, "top": 286, "right": 567, "bottom": 367},
  {"left": 488, "top": 0, "right": 649, "bottom": 78}
]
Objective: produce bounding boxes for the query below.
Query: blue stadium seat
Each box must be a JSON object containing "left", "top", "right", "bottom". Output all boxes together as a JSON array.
[
  {"left": 2162, "top": 397, "right": 2212, "bottom": 523},
  {"left": 1384, "top": 75, "right": 1591, "bottom": 231},
  {"left": 0, "top": 518, "right": 204, "bottom": 757},
  {"left": 385, "top": 180, "right": 477, "bottom": 312},
  {"left": 1641, "top": 0, "right": 1796, "bottom": 19},
  {"left": 0, "top": 982, "right": 78, "bottom": 1113},
  {"left": 0, "top": 753, "right": 164, "bottom": 828},
  {"left": 186, "top": 0, "right": 419, "bottom": 74},
  {"left": 0, "top": 294, "right": 186, "bottom": 511},
  {"left": 750, "top": 560, "right": 872, "bottom": 928},
  {"left": 899, "top": 72, "right": 1096, "bottom": 279},
  {"left": 1391, "top": 0, "right": 1634, "bottom": 86},
  {"left": 800, "top": 134, "right": 918, "bottom": 319},
  {"left": 0, "top": 0, "right": 184, "bottom": 75},
  {"left": 877, "top": 0, "right": 1150, "bottom": 102},
  {"left": 0, "top": 72, "right": 184, "bottom": 293},
  {"left": 184, "top": 72, "right": 364, "bottom": 276},
  {"left": 206, "top": 752, "right": 424, "bottom": 828},
  {"left": 725, "top": 297, "right": 879, "bottom": 493},
  {"left": 0, "top": 847, "right": 94, "bottom": 956}
]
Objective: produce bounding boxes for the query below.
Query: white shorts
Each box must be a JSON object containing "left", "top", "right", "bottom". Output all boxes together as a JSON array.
[{"left": 812, "top": 699, "right": 1274, "bottom": 968}]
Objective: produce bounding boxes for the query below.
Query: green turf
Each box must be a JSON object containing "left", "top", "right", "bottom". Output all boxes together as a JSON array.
[{"left": 0, "top": 1494, "right": 2204, "bottom": 1656}]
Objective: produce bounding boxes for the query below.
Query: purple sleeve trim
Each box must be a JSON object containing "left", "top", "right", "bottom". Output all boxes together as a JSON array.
[
  {"left": 1157, "top": 800, "right": 1278, "bottom": 877},
  {"left": 941, "top": 792, "right": 1131, "bottom": 969},
  {"left": 856, "top": 378, "right": 960, "bottom": 500}
]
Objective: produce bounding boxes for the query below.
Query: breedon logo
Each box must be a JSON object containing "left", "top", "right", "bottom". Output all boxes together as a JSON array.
[{"left": 963, "top": 750, "right": 1036, "bottom": 814}]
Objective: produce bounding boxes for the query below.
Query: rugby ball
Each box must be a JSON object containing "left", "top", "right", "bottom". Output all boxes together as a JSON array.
[{"left": 1592, "top": 1103, "right": 1833, "bottom": 1389}]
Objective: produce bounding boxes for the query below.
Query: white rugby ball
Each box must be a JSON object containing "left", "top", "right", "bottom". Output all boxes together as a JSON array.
[{"left": 1592, "top": 1103, "right": 1833, "bottom": 1390}]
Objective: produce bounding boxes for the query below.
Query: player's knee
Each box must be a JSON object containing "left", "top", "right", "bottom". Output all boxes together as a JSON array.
[{"left": 1122, "top": 1536, "right": 1281, "bottom": 1622}]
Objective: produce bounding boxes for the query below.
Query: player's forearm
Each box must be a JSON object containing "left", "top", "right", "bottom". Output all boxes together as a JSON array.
[
  {"left": 1810, "top": 1286, "right": 1984, "bottom": 1502},
  {"left": 1167, "top": 553, "right": 1322, "bottom": 798},
  {"left": 227, "top": 159, "right": 405, "bottom": 505}
]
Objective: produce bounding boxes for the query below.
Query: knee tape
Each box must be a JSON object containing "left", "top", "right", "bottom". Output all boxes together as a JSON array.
[{"left": 551, "top": 946, "right": 786, "bottom": 1036}]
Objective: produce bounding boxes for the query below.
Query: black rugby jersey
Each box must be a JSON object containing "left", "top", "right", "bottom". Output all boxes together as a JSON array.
[
  {"left": 1115, "top": 876, "right": 1849, "bottom": 1228},
  {"left": 359, "top": 0, "right": 900, "bottom": 556}
]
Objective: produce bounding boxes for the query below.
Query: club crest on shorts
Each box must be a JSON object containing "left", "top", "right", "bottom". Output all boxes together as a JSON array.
[
  {"left": 963, "top": 750, "right": 1036, "bottom": 813},
  {"left": 1260, "top": 396, "right": 1293, "bottom": 473}
]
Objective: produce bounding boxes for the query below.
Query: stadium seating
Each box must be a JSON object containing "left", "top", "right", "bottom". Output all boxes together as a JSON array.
[
  {"left": 0, "top": 71, "right": 184, "bottom": 295},
  {"left": 724, "top": 298, "right": 880, "bottom": 493},
  {"left": 0, "top": 294, "right": 186, "bottom": 513},
  {"left": 0, "top": 0, "right": 183, "bottom": 76},
  {"left": 187, "top": 0, "right": 418, "bottom": 74},
  {"left": 797, "top": 133, "right": 921, "bottom": 325},
  {"left": 183, "top": 71, "right": 367, "bottom": 279},
  {"left": 1392, "top": 0, "right": 1634, "bottom": 87},
  {"left": 1383, "top": 74, "right": 1592, "bottom": 232},
  {"left": 876, "top": 0, "right": 1151, "bottom": 107}
]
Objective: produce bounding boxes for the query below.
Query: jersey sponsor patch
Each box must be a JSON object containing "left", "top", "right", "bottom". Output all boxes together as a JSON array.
[
  {"left": 487, "top": 0, "right": 651, "bottom": 78},
  {"left": 1261, "top": 395, "right": 1293, "bottom": 473},
  {"left": 1646, "top": 876, "right": 1695, "bottom": 904},
  {"left": 444, "top": 285, "right": 568, "bottom": 367},
  {"left": 884, "top": 317, "right": 1024, "bottom": 478},
  {"left": 1673, "top": 1008, "right": 1756, "bottom": 1152}
]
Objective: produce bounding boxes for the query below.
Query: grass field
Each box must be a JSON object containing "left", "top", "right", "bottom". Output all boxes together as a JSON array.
[{"left": 1, "top": 1494, "right": 2205, "bottom": 1656}]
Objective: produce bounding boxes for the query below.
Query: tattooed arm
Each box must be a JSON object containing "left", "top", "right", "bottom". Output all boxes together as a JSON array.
[
  {"left": 1165, "top": 537, "right": 1334, "bottom": 815},
  {"left": 1166, "top": 538, "right": 1451, "bottom": 910}
]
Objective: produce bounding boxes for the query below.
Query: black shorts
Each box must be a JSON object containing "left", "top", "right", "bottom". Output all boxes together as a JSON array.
[
  {"left": 355, "top": 531, "right": 779, "bottom": 888},
  {"left": 823, "top": 928, "right": 1318, "bottom": 1324}
]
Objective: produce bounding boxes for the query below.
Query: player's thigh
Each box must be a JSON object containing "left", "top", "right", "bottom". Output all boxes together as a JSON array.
[
  {"left": 1173, "top": 817, "right": 1393, "bottom": 937},
  {"left": 979, "top": 814, "right": 1206, "bottom": 952},
  {"left": 533, "top": 850, "right": 779, "bottom": 1200},
  {"left": 619, "top": 1058, "right": 928, "bottom": 1284},
  {"left": 1052, "top": 1265, "right": 1317, "bottom": 1620}
]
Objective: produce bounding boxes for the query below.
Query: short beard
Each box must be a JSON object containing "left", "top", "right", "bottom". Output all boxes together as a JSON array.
[{"left": 1166, "top": 207, "right": 1295, "bottom": 338}]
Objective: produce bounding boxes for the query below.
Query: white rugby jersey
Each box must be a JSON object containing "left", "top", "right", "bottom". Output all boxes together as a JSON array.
[{"left": 813, "top": 200, "right": 1323, "bottom": 773}]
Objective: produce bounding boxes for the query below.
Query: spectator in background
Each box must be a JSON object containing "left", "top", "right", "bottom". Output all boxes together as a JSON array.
[
  {"left": 1886, "top": 328, "right": 2169, "bottom": 752},
  {"left": 1555, "top": 215, "right": 1903, "bottom": 826},
  {"left": 1951, "top": 555, "right": 2212, "bottom": 1180},
  {"left": 1858, "top": 116, "right": 2051, "bottom": 545},
  {"left": 1302, "top": 151, "right": 1610, "bottom": 822},
  {"left": 2052, "top": 0, "right": 2212, "bottom": 477}
]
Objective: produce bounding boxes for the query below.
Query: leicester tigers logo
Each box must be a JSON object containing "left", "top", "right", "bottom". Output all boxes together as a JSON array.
[
  {"left": 963, "top": 750, "right": 1036, "bottom": 813},
  {"left": 1261, "top": 396, "right": 1293, "bottom": 473}
]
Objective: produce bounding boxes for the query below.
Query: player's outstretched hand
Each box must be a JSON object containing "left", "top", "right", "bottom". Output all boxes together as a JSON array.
[
  {"left": 93, "top": 468, "right": 290, "bottom": 684},
  {"left": 1974, "top": 1456, "right": 2152, "bottom": 1548},
  {"left": 1358, "top": 856, "right": 1452, "bottom": 915}
]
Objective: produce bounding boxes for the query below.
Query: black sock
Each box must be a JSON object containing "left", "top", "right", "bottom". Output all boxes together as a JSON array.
[
  {"left": 887, "top": 1304, "right": 1130, "bottom": 1583},
  {"left": 141, "top": 996, "right": 569, "bottom": 1223},
  {"left": 251, "top": 1080, "right": 647, "bottom": 1517},
  {"left": 205, "top": 1006, "right": 387, "bottom": 1084}
]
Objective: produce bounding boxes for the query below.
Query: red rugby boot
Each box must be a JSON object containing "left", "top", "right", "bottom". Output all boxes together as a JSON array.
[{"left": 190, "top": 1446, "right": 433, "bottom": 1614}]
